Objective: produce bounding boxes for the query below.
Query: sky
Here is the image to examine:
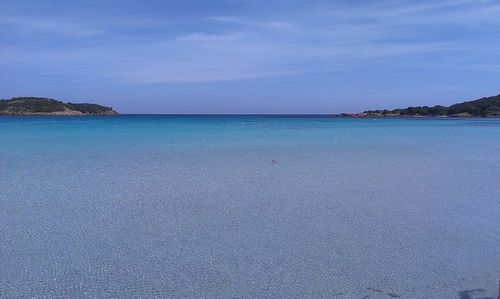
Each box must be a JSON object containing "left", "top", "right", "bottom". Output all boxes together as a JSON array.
[{"left": 1, "top": 0, "right": 500, "bottom": 114}]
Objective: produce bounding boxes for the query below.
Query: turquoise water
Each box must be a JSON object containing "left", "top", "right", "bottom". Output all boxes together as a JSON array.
[{"left": 1, "top": 116, "right": 499, "bottom": 298}]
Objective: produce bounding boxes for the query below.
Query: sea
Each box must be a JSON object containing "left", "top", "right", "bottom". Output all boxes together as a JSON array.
[{"left": 1, "top": 115, "right": 499, "bottom": 298}]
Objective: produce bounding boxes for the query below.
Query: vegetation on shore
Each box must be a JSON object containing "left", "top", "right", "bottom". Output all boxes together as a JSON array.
[
  {"left": 0, "top": 97, "right": 118, "bottom": 115},
  {"left": 340, "top": 94, "right": 500, "bottom": 117}
]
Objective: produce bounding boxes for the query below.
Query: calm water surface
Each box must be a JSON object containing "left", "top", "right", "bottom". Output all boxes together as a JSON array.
[{"left": 1, "top": 116, "right": 499, "bottom": 298}]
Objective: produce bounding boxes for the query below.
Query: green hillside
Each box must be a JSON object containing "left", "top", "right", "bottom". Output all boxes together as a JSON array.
[
  {"left": 0, "top": 97, "right": 117, "bottom": 115},
  {"left": 344, "top": 94, "right": 500, "bottom": 117}
]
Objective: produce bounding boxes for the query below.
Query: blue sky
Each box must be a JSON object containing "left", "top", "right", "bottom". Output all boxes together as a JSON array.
[{"left": 1, "top": 0, "right": 500, "bottom": 113}]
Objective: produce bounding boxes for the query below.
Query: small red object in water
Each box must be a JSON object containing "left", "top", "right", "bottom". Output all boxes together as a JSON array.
[{"left": 272, "top": 160, "right": 279, "bottom": 164}]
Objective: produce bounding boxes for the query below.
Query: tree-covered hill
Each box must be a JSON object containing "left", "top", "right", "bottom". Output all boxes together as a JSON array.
[
  {"left": 342, "top": 94, "right": 500, "bottom": 117},
  {"left": 0, "top": 97, "right": 118, "bottom": 115}
]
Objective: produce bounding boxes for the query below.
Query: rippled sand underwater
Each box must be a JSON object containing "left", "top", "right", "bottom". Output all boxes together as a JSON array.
[{"left": 1, "top": 116, "right": 499, "bottom": 298}]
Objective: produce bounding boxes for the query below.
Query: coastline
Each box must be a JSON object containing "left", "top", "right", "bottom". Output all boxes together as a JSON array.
[
  {"left": 0, "top": 111, "right": 119, "bottom": 116},
  {"left": 0, "top": 112, "right": 118, "bottom": 116},
  {"left": 335, "top": 114, "right": 500, "bottom": 118}
]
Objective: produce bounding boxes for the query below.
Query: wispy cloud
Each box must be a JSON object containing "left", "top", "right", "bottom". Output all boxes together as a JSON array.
[
  {"left": 0, "top": 15, "right": 105, "bottom": 37},
  {"left": 175, "top": 32, "right": 247, "bottom": 43},
  {"left": 1, "top": 0, "right": 500, "bottom": 84},
  {"left": 207, "top": 16, "right": 294, "bottom": 29}
]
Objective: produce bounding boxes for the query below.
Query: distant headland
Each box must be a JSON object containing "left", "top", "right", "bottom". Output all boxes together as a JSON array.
[
  {"left": 0, "top": 97, "right": 118, "bottom": 115},
  {"left": 339, "top": 94, "right": 500, "bottom": 118}
]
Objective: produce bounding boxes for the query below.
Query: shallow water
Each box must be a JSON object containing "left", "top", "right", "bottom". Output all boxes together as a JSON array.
[{"left": 1, "top": 116, "right": 499, "bottom": 298}]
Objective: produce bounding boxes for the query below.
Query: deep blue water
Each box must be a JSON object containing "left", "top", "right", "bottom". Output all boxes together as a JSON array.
[{"left": 1, "top": 116, "right": 499, "bottom": 298}]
